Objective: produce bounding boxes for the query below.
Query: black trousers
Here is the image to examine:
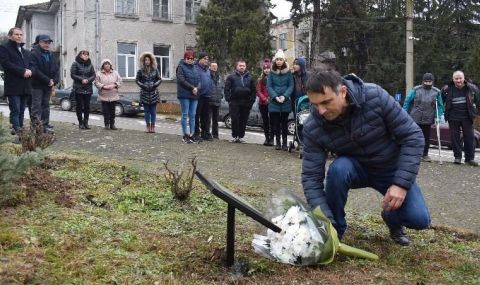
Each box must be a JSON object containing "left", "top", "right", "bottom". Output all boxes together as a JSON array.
[
  {"left": 449, "top": 119, "right": 475, "bottom": 161},
  {"left": 101, "top": 101, "right": 116, "bottom": 127},
  {"left": 229, "top": 101, "right": 251, "bottom": 139},
  {"left": 259, "top": 104, "right": 273, "bottom": 139},
  {"left": 270, "top": 111, "right": 289, "bottom": 144},
  {"left": 31, "top": 88, "right": 51, "bottom": 127},
  {"left": 418, "top": 124, "right": 431, "bottom": 156},
  {"left": 194, "top": 97, "right": 211, "bottom": 136},
  {"left": 209, "top": 104, "right": 220, "bottom": 138},
  {"left": 75, "top": 92, "right": 92, "bottom": 124}
]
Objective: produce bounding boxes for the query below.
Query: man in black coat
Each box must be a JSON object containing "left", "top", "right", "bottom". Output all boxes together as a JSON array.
[
  {"left": 208, "top": 62, "right": 223, "bottom": 139},
  {"left": 441, "top": 71, "right": 480, "bottom": 166},
  {"left": 29, "top": 34, "right": 59, "bottom": 133},
  {"left": 224, "top": 60, "right": 256, "bottom": 143},
  {"left": 302, "top": 70, "right": 430, "bottom": 246},
  {"left": 0, "top": 27, "right": 32, "bottom": 135}
]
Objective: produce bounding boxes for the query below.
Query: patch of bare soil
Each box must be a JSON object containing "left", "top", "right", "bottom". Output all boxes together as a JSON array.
[{"left": 19, "top": 167, "right": 75, "bottom": 208}]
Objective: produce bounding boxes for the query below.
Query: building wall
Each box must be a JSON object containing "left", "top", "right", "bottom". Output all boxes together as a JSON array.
[
  {"left": 270, "top": 20, "right": 296, "bottom": 66},
  {"left": 59, "top": 0, "right": 207, "bottom": 99},
  {"left": 20, "top": 13, "right": 56, "bottom": 49}
]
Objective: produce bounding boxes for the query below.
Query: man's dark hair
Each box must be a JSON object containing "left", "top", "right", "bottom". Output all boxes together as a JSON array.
[
  {"left": 236, "top": 59, "right": 246, "bottom": 66},
  {"left": 306, "top": 69, "right": 342, "bottom": 94},
  {"left": 8, "top": 27, "right": 22, "bottom": 36}
]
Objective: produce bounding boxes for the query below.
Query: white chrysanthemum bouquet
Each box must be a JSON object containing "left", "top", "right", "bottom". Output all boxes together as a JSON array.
[{"left": 252, "top": 190, "right": 378, "bottom": 266}]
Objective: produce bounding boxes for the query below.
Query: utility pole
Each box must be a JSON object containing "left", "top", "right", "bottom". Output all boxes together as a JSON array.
[{"left": 405, "top": 0, "right": 414, "bottom": 93}]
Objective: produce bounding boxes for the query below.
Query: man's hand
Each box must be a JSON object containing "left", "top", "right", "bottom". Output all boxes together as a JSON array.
[
  {"left": 192, "top": 87, "right": 198, "bottom": 96},
  {"left": 24, "top": 69, "right": 32, "bottom": 78},
  {"left": 382, "top": 185, "right": 407, "bottom": 211},
  {"left": 48, "top": 79, "right": 54, "bottom": 87},
  {"left": 82, "top": 79, "right": 88, "bottom": 84}
]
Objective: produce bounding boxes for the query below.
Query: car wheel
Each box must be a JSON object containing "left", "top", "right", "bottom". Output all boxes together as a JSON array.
[
  {"left": 115, "top": 104, "right": 124, "bottom": 117},
  {"left": 60, "top": 98, "right": 72, "bottom": 111},
  {"left": 224, "top": 114, "right": 232, "bottom": 129},
  {"left": 287, "top": 120, "right": 295, "bottom": 136}
]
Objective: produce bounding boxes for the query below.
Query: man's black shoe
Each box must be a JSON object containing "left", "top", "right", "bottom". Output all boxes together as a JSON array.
[
  {"left": 466, "top": 160, "right": 479, "bottom": 167},
  {"left": 381, "top": 211, "right": 411, "bottom": 246}
]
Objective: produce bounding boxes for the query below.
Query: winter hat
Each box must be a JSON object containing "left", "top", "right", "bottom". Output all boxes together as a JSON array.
[
  {"left": 273, "top": 49, "right": 286, "bottom": 61},
  {"left": 197, "top": 51, "right": 209, "bottom": 60},
  {"left": 423, "top": 73, "right": 434, "bottom": 81},
  {"left": 35, "top": 34, "right": 53, "bottom": 44},
  {"left": 262, "top": 58, "right": 272, "bottom": 69}
]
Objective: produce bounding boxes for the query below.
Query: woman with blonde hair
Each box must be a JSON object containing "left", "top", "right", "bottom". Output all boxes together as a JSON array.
[
  {"left": 94, "top": 59, "right": 122, "bottom": 130},
  {"left": 136, "top": 52, "right": 162, "bottom": 133}
]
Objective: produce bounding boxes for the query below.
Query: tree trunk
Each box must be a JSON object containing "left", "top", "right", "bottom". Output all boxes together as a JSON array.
[{"left": 310, "top": 0, "right": 322, "bottom": 68}]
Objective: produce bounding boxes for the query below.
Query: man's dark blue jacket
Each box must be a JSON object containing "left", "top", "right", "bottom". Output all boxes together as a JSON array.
[{"left": 301, "top": 74, "right": 424, "bottom": 218}]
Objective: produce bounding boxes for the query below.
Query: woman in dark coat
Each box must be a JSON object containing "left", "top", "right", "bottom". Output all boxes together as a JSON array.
[
  {"left": 70, "top": 50, "right": 95, "bottom": 129},
  {"left": 176, "top": 50, "right": 200, "bottom": 143},
  {"left": 136, "top": 52, "right": 162, "bottom": 133}
]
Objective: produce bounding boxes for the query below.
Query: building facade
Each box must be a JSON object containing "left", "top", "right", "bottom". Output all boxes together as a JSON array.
[
  {"left": 16, "top": 0, "right": 208, "bottom": 99},
  {"left": 270, "top": 18, "right": 311, "bottom": 67}
]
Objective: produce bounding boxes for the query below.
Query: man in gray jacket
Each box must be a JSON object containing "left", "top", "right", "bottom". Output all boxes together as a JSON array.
[
  {"left": 302, "top": 70, "right": 430, "bottom": 246},
  {"left": 403, "top": 73, "right": 444, "bottom": 162}
]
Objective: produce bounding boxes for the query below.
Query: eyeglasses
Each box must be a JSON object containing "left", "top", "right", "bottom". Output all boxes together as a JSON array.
[{"left": 186, "top": 57, "right": 194, "bottom": 60}]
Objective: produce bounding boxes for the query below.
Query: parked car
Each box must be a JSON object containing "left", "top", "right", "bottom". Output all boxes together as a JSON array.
[
  {"left": 51, "top": 87, "right": 143, "bottom": 117},
  {"left": 430, "top": 123, "right": 480, "bottom": 149},
  {"left": 218, "top": 97, "right": 296, "bottom": 135}
]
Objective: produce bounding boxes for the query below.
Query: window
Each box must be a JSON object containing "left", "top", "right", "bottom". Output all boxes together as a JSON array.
[
  {"left": 154, "top": 45, "right": 171, "bottom": 79},
  {"left": 116, "top": 0, "right": 137, "bottom": 16},
  {"left": 270, "top": 37, "right": 277, "bottom": 50},
  {"left": 185, "top": 0, "right": 201, "bottom": 22},
  {"left": 279, "top": 33, "right": 287, "bottom": 50},
  {"left": 117, "top": 43, "right": 136, "bottom": 78},
  {"left": 153, "top": 0, "right": 171, "bottom": 20}
]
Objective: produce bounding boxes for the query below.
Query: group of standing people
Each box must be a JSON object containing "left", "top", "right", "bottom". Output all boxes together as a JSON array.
[
  {"left": 1, "top": 27, "right": 164, "bottom": 136},
  {"left": 0, "top": 27, "right": 59, "bottom": 137},
  {"left": 175, "top": 50, "right": 228, "bottom": 144},
  {"left": 403, "top": 71, "right": 479, "bottom": 166},
  {"left": 175, "top": 48, "right": 309, "bottom": 148}
]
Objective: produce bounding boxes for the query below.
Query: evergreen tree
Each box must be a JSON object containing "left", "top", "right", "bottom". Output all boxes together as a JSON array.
[
  {"left": 196, "top": 0, "right": 272, "bottom": 75},
  {"left": 0, "top": 115, "right": 43, "bottom": 207}
]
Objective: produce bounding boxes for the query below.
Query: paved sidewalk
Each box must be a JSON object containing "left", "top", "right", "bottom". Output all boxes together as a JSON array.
[{"left": 49, "top": 122, "right": 480, "bottom": 235}]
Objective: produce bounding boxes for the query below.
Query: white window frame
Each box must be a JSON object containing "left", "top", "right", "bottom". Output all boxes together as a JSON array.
[
  {"left": 115, "top": 0, "right": 138, "bottom": 16},
  {"left": 153, "top": 0, "right": 171, "bottom": 20},
  {"left": 279, "top": 33, "right": 287, "bottom": 50},
  {"left": 185, "top": 0, "right": 201, "bottom": 22},
  {"left": 154, "top": 45, "right": 172, "bottom": 80},
  {"left": 117, "top": 42, "right": 137, "bottom": 79}
]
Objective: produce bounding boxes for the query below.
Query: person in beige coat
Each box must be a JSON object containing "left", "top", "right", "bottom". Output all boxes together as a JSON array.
[{"left": 95, "top": 59, "right": 122, "bottom": 130}]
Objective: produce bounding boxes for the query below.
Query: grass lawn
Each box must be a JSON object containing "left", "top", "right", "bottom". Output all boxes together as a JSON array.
[{"left": 1, "top": 154, "right": 479, "bottom": 284}]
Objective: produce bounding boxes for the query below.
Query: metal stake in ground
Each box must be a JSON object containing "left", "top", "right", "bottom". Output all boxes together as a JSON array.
[
  {"left": 435, "top": 100, "right": 443, "bottom": 165},
  {"left": 195, "top": 171, "right": 281, "bottom": 267}
]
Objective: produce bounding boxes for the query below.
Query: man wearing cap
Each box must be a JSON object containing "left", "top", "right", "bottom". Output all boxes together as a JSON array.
[
  {"left": 29, "top": 34, "right": 59, "bottom": 133},
  {"left": 441, "top": 71, "right": 480, "bottom": 166},
  {"left": 0, "top": 27, "right": 32, "bottom": 139},
  {"left": 403, "top": 73, "right": 444, "bottom": 162}
]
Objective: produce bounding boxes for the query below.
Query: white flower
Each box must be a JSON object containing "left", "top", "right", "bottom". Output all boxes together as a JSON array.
[{"left": 252, "top": 205, "right": 328, "bottom": 265}]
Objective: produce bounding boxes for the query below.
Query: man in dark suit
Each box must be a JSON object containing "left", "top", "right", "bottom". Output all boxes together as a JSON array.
[{"left": 0, "top": 27, "right": 32, "bottom": 137}]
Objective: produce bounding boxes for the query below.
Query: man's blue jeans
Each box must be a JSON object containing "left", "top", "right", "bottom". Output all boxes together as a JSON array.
[
  {"left": 178, "top": 98, "right": 198, "bottom": 135},
  {"left": 7, "top": 94, "right": 27, "bottom": 132},
  {"left": 325, "top": 156, "right": 431, "bottom": 237}
]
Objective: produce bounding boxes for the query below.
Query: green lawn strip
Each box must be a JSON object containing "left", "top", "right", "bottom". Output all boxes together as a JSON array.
[{"left": 1, "top": 154, "right": 478, "bottom": 284}]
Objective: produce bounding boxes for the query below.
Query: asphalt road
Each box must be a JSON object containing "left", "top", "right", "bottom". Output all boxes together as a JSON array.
[
  {"left": 0, "top": 104, "right": 267, "bottom": 145},
  {"left": 1, "top": 104, "right": 473, "bottom": 163}
]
